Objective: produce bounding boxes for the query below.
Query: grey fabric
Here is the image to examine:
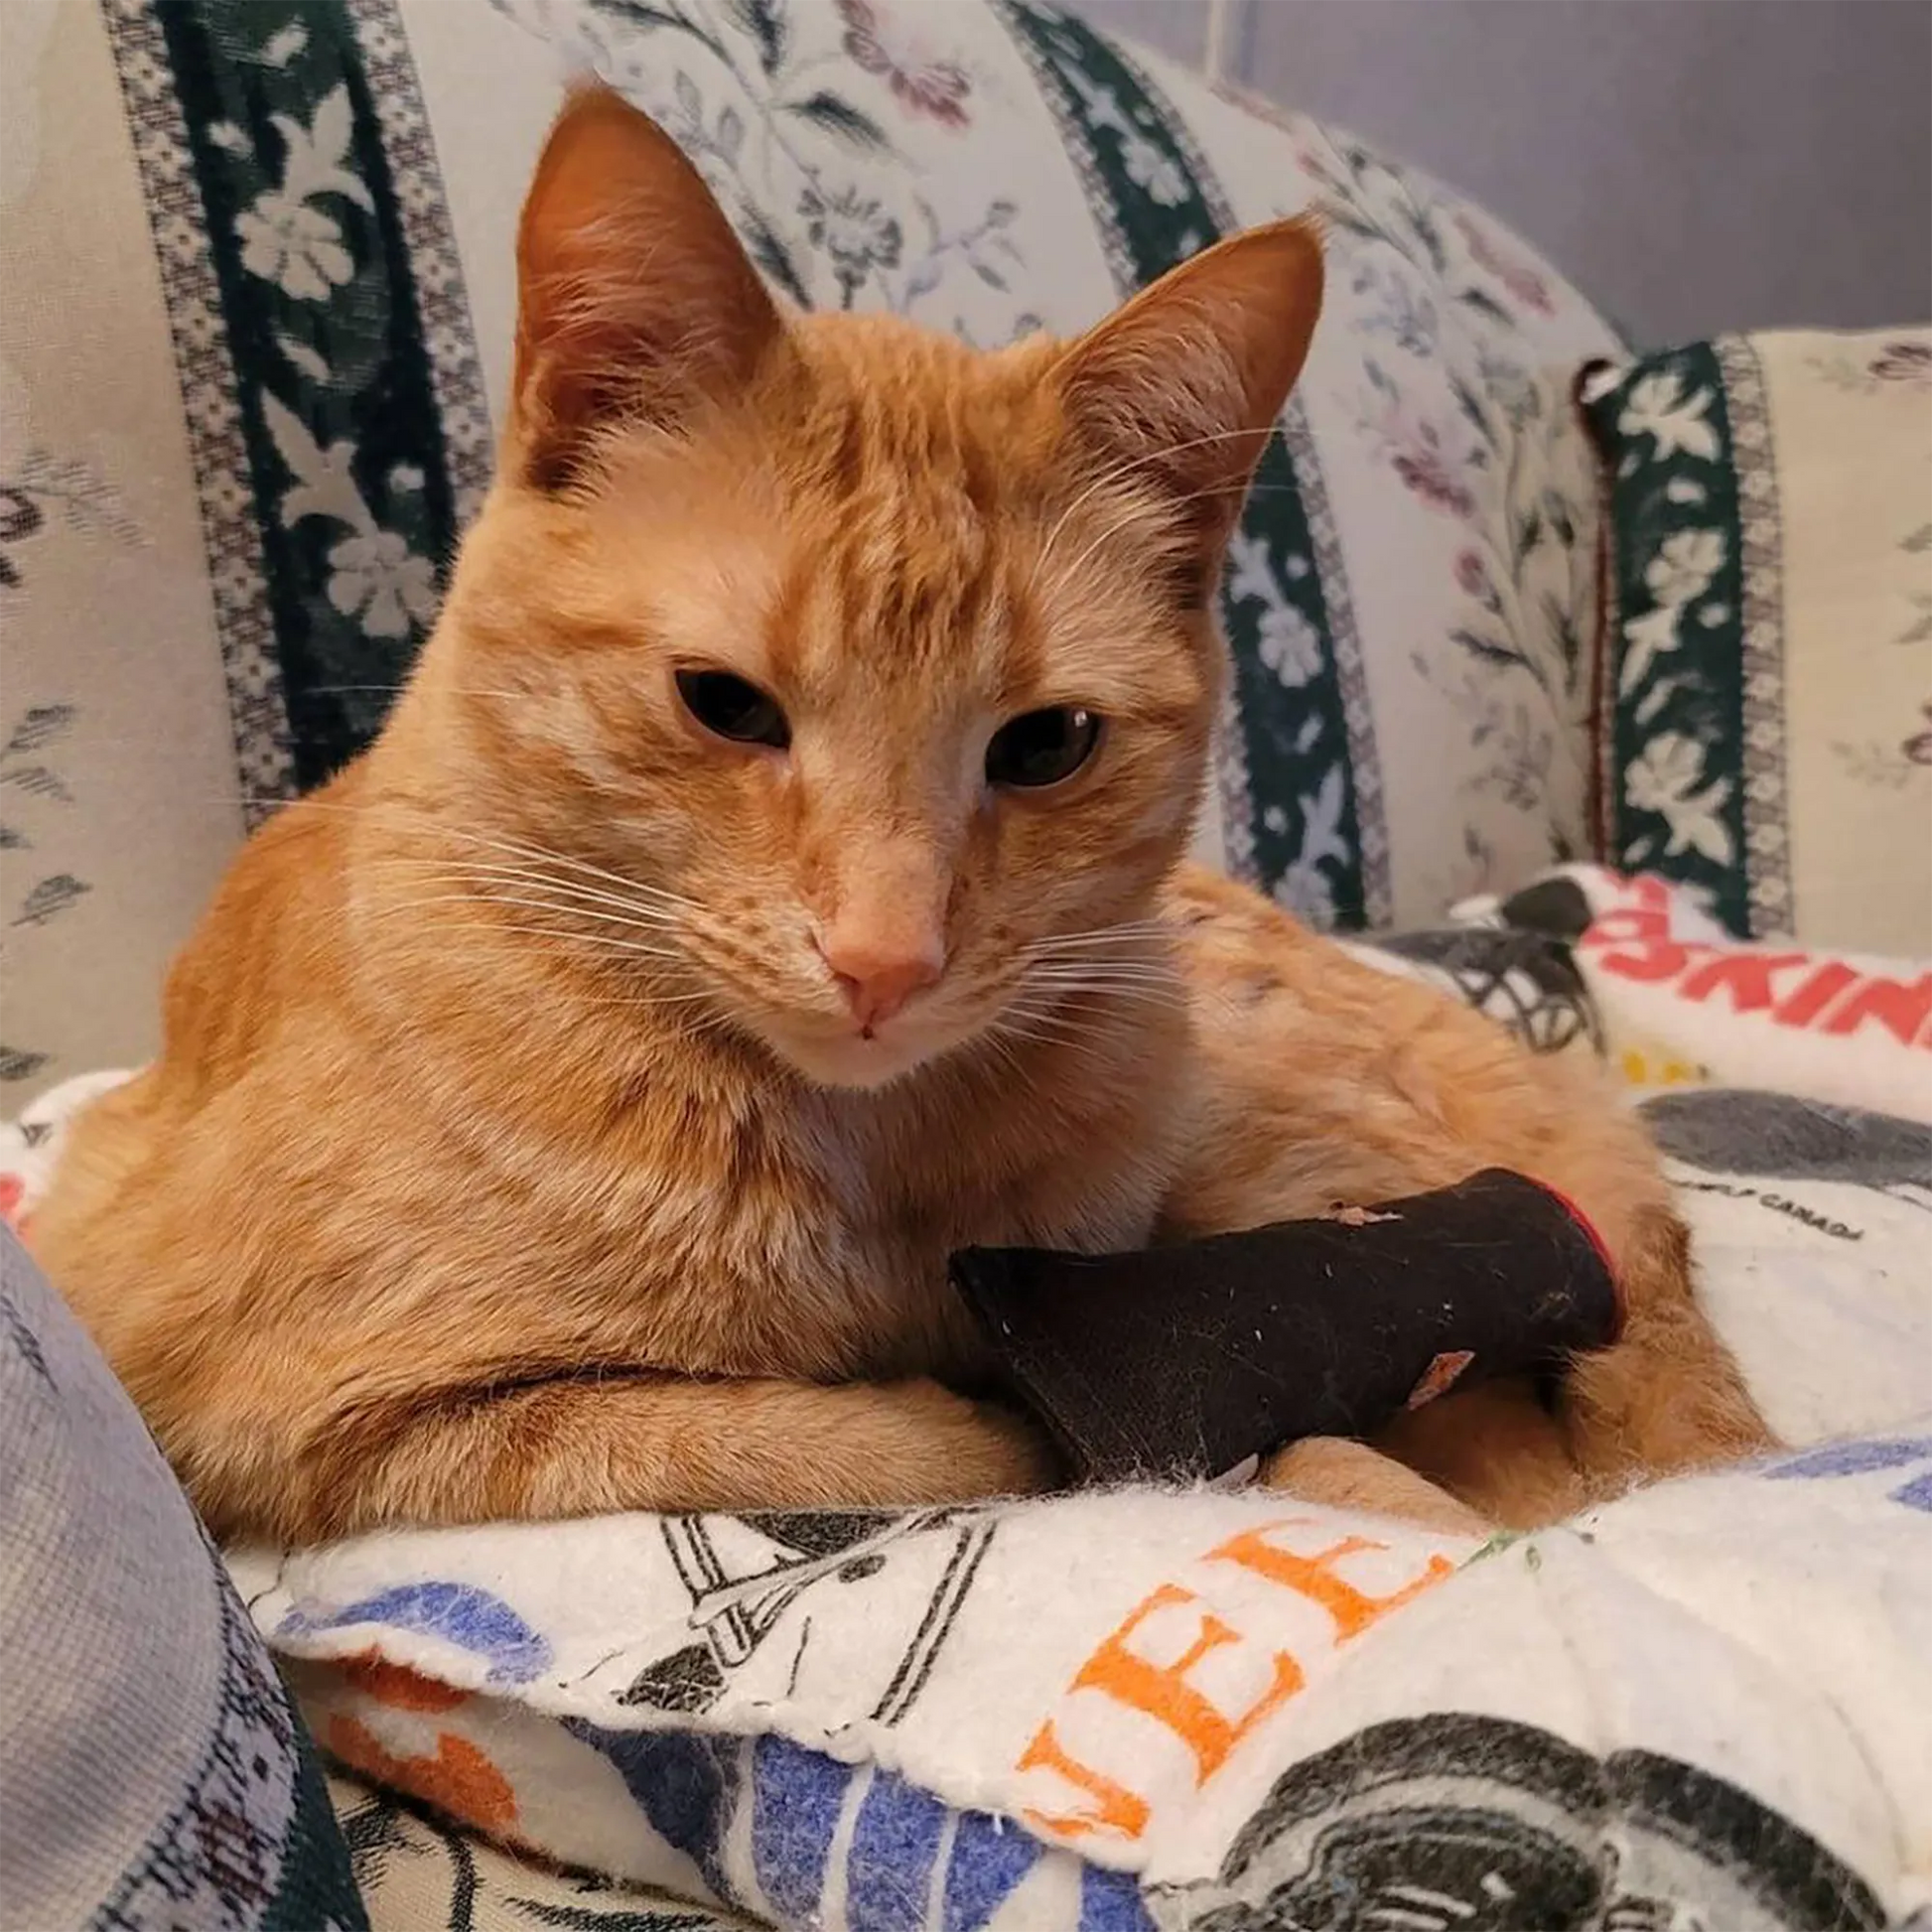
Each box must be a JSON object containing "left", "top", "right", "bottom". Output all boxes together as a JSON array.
[
  {"left": 0, "top": 1227, "right": 366, "bottom": 1932},
  {"left": 1643, "top": 1091, "right": 1932, "bottom": 1189}
]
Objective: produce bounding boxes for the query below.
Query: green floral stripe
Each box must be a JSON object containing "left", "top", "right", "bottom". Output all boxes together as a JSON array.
[
  {"left": 101, "top": 0, "right": 297, "bottom": 820},
  {"left": 345, "top": 0, "right": 496, "bottom": 530},
  {"left": 996, "top": 0, "right": 1369, "bottom": 928},
  {"left": 143, "top": 0, "right": 463, "bottom": 790},
  {"left": 1153, "top": 97, "right": 1388, "bottom": 928},
  {"left": 1218, "top": 456, "right": 1366, "bottom": 919},
  {"left": 1711, "top": 335, "right": 1794, "bottom": 935},
  {"left": 998, "top": 1, "right": 1218, "bottom": 287},
  {"left": 1585, "top": 344, "right": 1753, "bottom": 936}
]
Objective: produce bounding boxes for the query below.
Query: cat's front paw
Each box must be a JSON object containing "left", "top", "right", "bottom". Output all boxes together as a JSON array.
[
  {"left": 1260, "top": 1436, "right": 1490, "bottom": 1535},
  {"left": 888, "top": 1380, "right": 1060, "bottom": 1501}
]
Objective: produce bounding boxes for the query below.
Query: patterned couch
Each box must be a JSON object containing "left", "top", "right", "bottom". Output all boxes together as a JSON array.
[{"left": 5, "top": 6, "right": 1929, "bottom": 1932}]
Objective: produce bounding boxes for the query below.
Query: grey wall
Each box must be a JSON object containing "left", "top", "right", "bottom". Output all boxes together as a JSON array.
[{"left": 1068, "top": 0, "right": 1932, "bottom": 346}]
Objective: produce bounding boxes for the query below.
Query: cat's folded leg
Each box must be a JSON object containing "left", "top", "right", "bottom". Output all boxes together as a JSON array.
[
  {"left": 1166, "top": 864, "right": 1776, "bottom": 1531},
  {"left": 266, "top": 1375, "right": 1055, "bottom": 1542},
  {"left": 1370, "top": 1379, "right": 1595, "bottom": 1529},
  {"left": 1258, "top": 1435, "right": 1492, "bottom": 1536},
  {"left": 1270, "top": 1205, "right": 1772, "bottom": 1531},
  {"left": 1366, "top": 1161, "right": 1775, "bottom": 1523},
  {"left": 1553, "top": 1204, "right": 1778, "bottom": 1498}
]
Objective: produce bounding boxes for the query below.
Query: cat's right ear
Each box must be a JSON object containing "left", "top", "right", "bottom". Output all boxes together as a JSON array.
[
  {"left": 1050, "top": 216, "right": 1323, "bottom": 598},
  {"left": 509, "top": 84, "right": 784, "bottom": 490}
]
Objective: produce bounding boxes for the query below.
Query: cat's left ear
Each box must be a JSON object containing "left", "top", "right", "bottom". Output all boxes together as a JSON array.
[
  {"left": 1052, "top": 216, "right": 1323, "bottom": 593},
  {"left": 510, "top": 83, "right": 785, "bottom": 490}
]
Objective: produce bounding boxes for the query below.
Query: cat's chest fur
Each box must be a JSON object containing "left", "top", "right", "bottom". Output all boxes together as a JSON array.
[{"left": 542, "top": 1029, "right": 1187, "bottom": 1386}]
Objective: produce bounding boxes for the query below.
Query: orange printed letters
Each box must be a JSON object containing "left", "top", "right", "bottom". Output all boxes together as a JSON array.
[
  {"left": 1017, "top": 1720, "right": 1152, "bottom": 1841},
  {"left": 1016, "top": 1519, "right": 1458, "bottom": 1845},
  {"left": 1210, "top": 1521, "right": 1454, "bottom": 1640},
  {"left": 1069, "top": 1583, "right": 1305, "bottom": 1782}
]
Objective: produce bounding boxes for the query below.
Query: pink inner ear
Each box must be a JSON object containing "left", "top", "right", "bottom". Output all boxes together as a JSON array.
[
  {"left": 1051, "top": 217, "right": 1324, "bottom": 564},
  {"left": 511, "top": 85, "right": 783, "bottom": 487}
]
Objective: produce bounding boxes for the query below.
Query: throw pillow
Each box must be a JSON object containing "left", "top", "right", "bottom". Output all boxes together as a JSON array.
[{"left": 1583, "top": 329, "right": 1932, "bottom": 953}]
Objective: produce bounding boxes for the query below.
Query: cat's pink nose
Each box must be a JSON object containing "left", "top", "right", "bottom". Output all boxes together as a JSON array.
[{"left": 819, "top": 933, "right": 944, "bottom": 1033}]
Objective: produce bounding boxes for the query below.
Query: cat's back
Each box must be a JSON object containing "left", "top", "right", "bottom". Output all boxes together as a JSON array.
[
  {"left": 1162, "top": 861, "right": 1660, "bottom": 1257},
  {"left": 30, "top": 779, "right": 359, "bottom": 1336}
]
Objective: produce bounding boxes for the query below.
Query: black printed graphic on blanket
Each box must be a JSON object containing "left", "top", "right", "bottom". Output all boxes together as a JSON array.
[
  {"left": 1362, "top": 877, "right": 1603, "bottom": 1057},
  {"left": 620, "top": 1506, "right": 1000, "bottom": 1723},
  {"left": 1171, "top": 1714, "right": 1886, "bottom": 1932}
]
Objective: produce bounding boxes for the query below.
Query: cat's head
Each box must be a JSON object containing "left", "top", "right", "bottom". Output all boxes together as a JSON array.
[{"left": 413, "top": 85, "right": 1320, "bottom": 1090}]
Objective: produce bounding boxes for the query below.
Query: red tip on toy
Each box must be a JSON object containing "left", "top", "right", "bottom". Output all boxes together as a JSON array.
[{"left": 1539, "top": 1180, "right": 1625, "bottom": 1336}]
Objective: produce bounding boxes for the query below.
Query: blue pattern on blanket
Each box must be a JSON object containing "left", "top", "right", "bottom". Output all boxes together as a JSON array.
[
  {"left": 568, "top": 1723, "right": 1156, "bottom": 1932},
  {"left": 567, "top": 1725, "right": 738, "bottom": 1899},
  {"left": 279, "top": 1580, "right": 552, "bottom": 1683},
  {"left": 848, "top": 1767, "right": 947, "bottom": 1932},
  {"left": 1080, "top": 1864, "right": 1155, "bottom": 1931},
  {"left": 753, "top": 1735, "right": 849, "bottom": 1921},
  {"left": 1767, "top": 1435, "right": 1932, "bottom": 1512},
  {"left": 944, "top": 1808, "right": 1047, "bottom": 1932}
]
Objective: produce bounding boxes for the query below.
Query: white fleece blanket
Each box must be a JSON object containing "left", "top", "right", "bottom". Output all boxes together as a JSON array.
[{"left": 5, "top": 868, "right": 1929, "bottom": 1930}]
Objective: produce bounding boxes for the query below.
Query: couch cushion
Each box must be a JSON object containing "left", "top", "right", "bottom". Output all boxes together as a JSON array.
[
  {"left": 1, "top": 0, "right": 1616, "bottom": 1101},
  {"left": 1583, "top": 329, "right": 1932, "bottom": 953}
]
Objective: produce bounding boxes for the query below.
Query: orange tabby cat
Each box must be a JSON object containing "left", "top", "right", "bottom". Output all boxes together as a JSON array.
[{"left": 30, "top": 88, "right": 1769, "bottom": 1547}]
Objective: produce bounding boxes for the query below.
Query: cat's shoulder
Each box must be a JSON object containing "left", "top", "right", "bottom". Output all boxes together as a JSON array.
[{"left": 1163, "top": 861, "right": 1316, "bottom": 960}]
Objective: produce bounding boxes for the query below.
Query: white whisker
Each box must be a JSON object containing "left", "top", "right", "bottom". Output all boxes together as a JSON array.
[
  {"left": 984, "top": 1015, "right": 1068, "bottom": 1053},
  {"left": 416, "top": 834, "right": 699, "bottom": 913},
  {"left": 370, "top": 881, "right": 685, "bottom": 941},
  {"left": 576, "top": 992, "right": 720, "bottom": 1013},
  {"left": 1030, "top": 427, "right": 1265, "bottom": 594},
  {"left": 976, "top": 1030, "right": 1030, "bottom": 1084},
  {"left": 307, "top": 683, "right": 540, "bottom": 704},
  {"left": 1023, "top": 963, "right": 1182, "bottom": 983},
  {"left": 371, "top": 855, "right": 693, "bottom": 915},
  {"left": 998, "top": 996, "right": 1095, "bottom": 1039},
  {"left": 1023, "top": 919, "right": 1174, "bottom": 954},
  {"left": 246, "top": 793, "right": 702, "bottom": 915},
  {"left": 1022, "top": 966, "right": 1187, "bottom": 998},
  {"left": 375, "top": 918, "right": 686, "bottom": 964},
  {"left": 1022, "top": 991, "right": 1187, "bottom": 1010}
]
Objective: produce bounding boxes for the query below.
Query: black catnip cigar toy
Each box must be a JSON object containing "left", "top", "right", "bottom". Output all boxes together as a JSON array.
[{"left": 949, "top": 1168, "right": 1622, "bottom": 1486}]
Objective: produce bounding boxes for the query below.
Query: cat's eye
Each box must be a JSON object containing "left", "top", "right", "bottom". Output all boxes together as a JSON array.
[
  {"left": 985, "top": 706, "right": 1104, "bottom": 791},
  {"left": 675, "top": 669, "right": 790, "bottom": 750}
]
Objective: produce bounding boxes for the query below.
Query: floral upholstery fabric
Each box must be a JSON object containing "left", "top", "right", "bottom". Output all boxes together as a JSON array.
[
  {"left": 1, "top": 0, "right": 1617, "bottom": 1101},
  {"left": 1584, "top": 329, "right": 1932, "bottom": 954}
]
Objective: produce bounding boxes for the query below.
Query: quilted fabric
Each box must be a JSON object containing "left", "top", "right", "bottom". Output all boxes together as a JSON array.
[
  {"left": 221, "top": 1150, "right": 1932, "bottom": 1932},
  {"left": 8, "top": 879, "right": 1931, "bottom": 1929},
  {"left": 244, "top": 1427, "right": 1932, "bottom": 1932},
  {"left": 1583, "top": 329, "right": 1932, "bottom": 953},
  {"left": 1, "top": 0, "right": 1615, "bottom": 1100},
  {"left": 330, "top": 1770, "right": 754, "bottom": 1932}
]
